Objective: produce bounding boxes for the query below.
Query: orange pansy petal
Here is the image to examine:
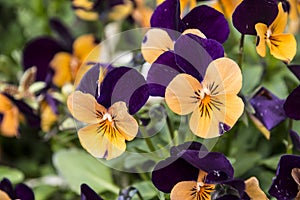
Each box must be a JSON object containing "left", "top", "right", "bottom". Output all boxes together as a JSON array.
[
  {"left": 0, "top": 94, "right": 13, "bottom": 112},
  {"left": 255, "top": 23, "right": 268, "bottom": 57},
  {"left": 270, "top": 2, "right": 288, "bottom": 34},
  {"left": 50, "top": 52, "right": 73, "bottom": 87},
  {"left": 1, "top": 107, "right": 19, "bottom": 137},
  {"left": 141, "top": 28, "right": 174, "bottom": 63},
  {"left": 269, "top": 33, "right": 297, "bottom": 63},
  {"left": 73, "top": 34, "right": 97, "bottom": 61},
  {"left": 223, "top": 94, "right": 244, "bottom": 128},
  {"left": 108, "top": 1, "right": 133, "bottom": 21},
  {"left": 67, "top": 91, "right": 103, "bottom": 124},
  {"left": 165, "top": 74, "right": 201, "bottom": 115},
  {"left": 109, "top": 102, "right": 138, "bottom": 141},
  {"left": 212, "top": 0, "right": 242, "bottom": 18},
  {"left": 0, "top": 190, "right": 11, "bottom": 200},
  {"left": 170, "top": 181, "right": 198, "bottom": 200},
  {"left": 75, "top": 10, "right": 99, "bottom": 21},
  {"left": 203, "top": 57, "right": 242, "bottom": 95},
  {"left": 78, "top": 123, "right": 126, "bottom": 160},
  {"left": 41, "top": 102, "right": 58, "bottom": 132},
  {"left": 245, "top": 177, "right": 269, "bottom": 200}
]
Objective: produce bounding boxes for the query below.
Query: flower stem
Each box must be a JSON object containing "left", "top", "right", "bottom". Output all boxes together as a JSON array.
[
  {"left": 238, "top": 34, "right": 245, "bottom": 68},
  {"left": 166, "top": 115, "right": 175, "bottom": 146}
]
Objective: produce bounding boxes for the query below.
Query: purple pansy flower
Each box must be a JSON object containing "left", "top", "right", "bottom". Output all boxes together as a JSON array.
[
  {"left": 81, "top": 184, "right": 103, "bottom": 200},
  {"left": 284, "top": 85, "right": 300, "bottom": 120},
  {"left": 152, "top": 141, "right": 248, "bottom": 199},
  {"left": 151, "top": 0, "right": 229, "bottom": 43},
  {"left": 0, "top": 178, "right": 34, "bottom": 200},
  {"left": 269, "top": 154, "right": 300, "bottom": 200},
  {"left": 250, "top": 87, "right": 286, "bottom": 130},
  {"left": 232, "top": 0, "right": 278, "bottom": 35}
]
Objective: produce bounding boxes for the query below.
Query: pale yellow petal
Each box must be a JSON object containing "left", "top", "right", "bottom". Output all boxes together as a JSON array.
[
  {"left": 1, "top": 107, "right": 19, "bottom": 137},
  {"left": 165, "top": 74, "right": 201, "bottom": 115},
  {"left": 67, "top": 91, "right": 103, "bottom": 124},
  {"left": 245, "top": 177, "right": 269, "bottom": 200},
  {"left": 249, "top": 114, "right": 270, "bottom": 139},
  {"left": 182, "top": 28, "right": 207, "bottom": 39},
  {"left": 255, "top": 23, "right": 268, "bottom": 57},
  {"left": 141, "top": 28, "right": 174, "bottom": 63},
  {"left": 0, "top": 190, "right": 11, "bottom": 200},
  {"left": 78, "top": 123, "right": 126, "bottom": 160},
  {"left": 291, "top": 168, "right": 300, "bottom": 185},
  {"left": 50, "top": 52, "right": 73, "bottom": 87},
  {"left": 223, "top": 94, "right": 244, "bottom": 128},
  {"left": 271, "top": 2, "right": 288, "bottom": 34},
  {"left": 203, "top": 57, "right": 242, "bottom": 95},
  {"left": 170, "top": 181, "right": 198, "bottom": 200},
  {"left": 269, "top": 33, "right": 297, "bottom": 63},
  {"left": 109, "top": 101, "right": 138, "bottom": 141}
]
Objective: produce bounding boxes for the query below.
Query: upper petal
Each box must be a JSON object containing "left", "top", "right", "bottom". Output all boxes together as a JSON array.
[
  {"left": 284, "top": 85, "right": 300, "bottom": 120},
  {"left": 67, "top": 91, "right": 104, "bottom": 124},
  {"left": 73, "top": 34, "right": 98, "bottom": 61},
  {"left": 182, "top": 5, "right": 229, "bottom": 43},
  {"left": 165, "top": 74, "right": 201, "bottom": 115},
  {"left": 50, "top": 52, "right": 73, "bottom": 87},
  {"left": 270, "top": 2, "right": 288, "bottom": 34}
]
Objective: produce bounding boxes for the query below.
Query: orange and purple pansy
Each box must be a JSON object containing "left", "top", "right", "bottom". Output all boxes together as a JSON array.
[
  {"left": 152, "top": 142, "right": 249, "bottom": 200},
  {"left": 68, "top": 65, "right": 149, "bottom": 160},
  {"left": 0, "top": 178, "right": 34, "bottom": 200},
  {"left": 269, "top": 154, "right": 300, "bottom": 199}
]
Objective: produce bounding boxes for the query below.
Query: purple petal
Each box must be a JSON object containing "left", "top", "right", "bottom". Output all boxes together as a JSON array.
[
  {"left": 170, "top": 141, "right": 208, "bottom": 157},
  {"left": 288, "top": 65, "right": 300, "bottom": 81},
  {"left": 49, "top": 18, "right": 74, "bottom": 51},
  {"left": 81, "top": 184, "right": 103, "bottom": 200},
  {"left": 45, "top": 93, "right": 59, "bottom": 115},
  {"left": 0, "top": 178, "right": 13, "bottom": 198},
  {"left": 151, "top": 156, "right": 199, "bottom": 193},
  {"left": 290, "top": 130, "right": 300, "bottom": 151},
  {"left": 22, "top": 37, "right": 64, "bottom": 81},
  {"left": 150, "top": 0, "right": 185, "bottom": 32},
  {"left": 250, "top": 87, "right": 286, "bottom": 130},
  {"left": 182, "top": 5, "right": 229, "bottom": 43},
  {"left": 284, "top": 85, "right": 300, "bottom": 120},
  {"left": 221, "top": 179, "right": 247, "bottom": 198},
  {"left": 174, "top": 34, "right": 224, "bottom": 81},
  {"left": 97, "top": 67, "right": 149, "bottom": 115},
  {"left": 146, "top": 51, "right": 182, "bottom": 97},
  {"left": 14, "top": 184, "right": 35, "bottom": 200},
  {"left": 269, "top": 154, "right": 300, "bottom": 200},
  {"left": 232, "top": 0, "right": 278, "bottom": 35}
]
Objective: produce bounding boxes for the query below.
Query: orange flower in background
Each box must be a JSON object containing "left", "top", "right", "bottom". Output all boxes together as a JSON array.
[
  {"left": 212, "top": 0, "right": 242, "bottom": 19},
  {"left": 0, "top": 94, "right": 19, "bottom": 137}
]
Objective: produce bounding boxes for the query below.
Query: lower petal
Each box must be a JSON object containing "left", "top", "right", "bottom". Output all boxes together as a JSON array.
[
  {"left": 0, "top": 190, "right": 11, "bottom": 200},
  {"left": 170, "top": 181, "right": 198, "bottom": 200},
  {"left": 255, "top": 23, "right": 268, "bottom": 57},
  {"left": 78, "top": 123, "right": 126, "bottom": 160},
  {"left": 269, "top": 34, "right": 297, "bottom": 63},
  {"left": 1, "top": 107, "right": 19, "bottom": 137}
]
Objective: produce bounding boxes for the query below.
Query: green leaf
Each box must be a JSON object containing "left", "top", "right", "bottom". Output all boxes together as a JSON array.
[
  {"left": 232, "top": 152, "right": 262, "bottom": 177},
  {"left": 53, "top": 148, "right": 119, "bottom": 194},
  {"left": 258, "top": 154, "right": 281, "bottom": 171},
  {"left": 132, "top": 181, "right": 157, "bottom": 200},
  {"left": 0, "top": 166, "right": 24, "bottom": 184}
]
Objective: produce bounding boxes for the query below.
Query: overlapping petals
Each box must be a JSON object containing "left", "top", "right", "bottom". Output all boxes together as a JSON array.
[
  {"left": 269, "top": 154, "right": 300, "bottom": 200},
  {"left": 0, "top": 178, "right": 34, "bottom": 200},
  {"left": 165, "top": 57, "right": 243, "bottom": 138}
]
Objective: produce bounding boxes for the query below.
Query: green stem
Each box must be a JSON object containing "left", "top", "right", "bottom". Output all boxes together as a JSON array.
[
  {"left": 140, "top": 127, "right": 156, "bottom": 152},
  {"left": 238, "top": 34, "right": 245, "bottom": 68},
  {"left": 166, "top": 115, "right": 175, "bottom": 145}
]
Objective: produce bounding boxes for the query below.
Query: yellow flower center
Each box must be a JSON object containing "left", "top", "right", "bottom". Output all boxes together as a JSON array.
[
  {"left": 266, "top": 29, "right": 272, "bottom": 39},
  {"left": 195, "top": 171, "right": 215, "bottom": 200}
]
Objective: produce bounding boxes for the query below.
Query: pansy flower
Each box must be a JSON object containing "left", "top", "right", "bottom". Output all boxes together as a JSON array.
[
  {"left": 233, "top": 0, "right": 278, "bottom": 35},
  {"left": 81, "top": 184, "right": 103, "bottom": 200},
  {"left": 150, "top": 0, "right": 229, "bottom": 44},
  {"left": 68, "top": 66, "right": 149, "bottom": 160},
  {"left": 249, "top": 87, "right": 286, "bottom": 139},
  {"left": 0, "top": 178, "right": 34, "bottom": 200},
  {"left": 287, "top": 0, "right": 300, "bottom": 33},
  {"left": 165, "top": 56, "right": 243, "bottom": 138},
  {"left": 212, "top": 0, "right": 242, "bottom": 19},
  {"left": 255, "top": 2, "right": 297, "bottom": 63},
  {"left": 269, "top": 154, "right": 300, "bottom": 199},
  {"left": 152, "top": 142, "right": 249, "bottom": 199},
  {"left": 244, "top": 177, "right": 268, "bottom": 200},
  {"left": 284, "top": 85, "right": 300, "bottom": 120},
  {"left": 22, "top": 19, "right": 99, "bottom": 87}
]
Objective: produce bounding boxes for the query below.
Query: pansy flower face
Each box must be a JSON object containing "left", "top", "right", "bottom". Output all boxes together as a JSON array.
[
  {"left": 68, "top": 66, "right": 149, "bottom": 160},
  {"left": 255, "top": 2, "right": 297, "bottom": 63},
  {"left": 269, "top": 155, "right": 300, "bottom": 199},
  {"left": 165, "top": 57, "right": 244, "bottom": 138},
  {"left": 152, "top": 142, "right": 240, "bottom": 200}
]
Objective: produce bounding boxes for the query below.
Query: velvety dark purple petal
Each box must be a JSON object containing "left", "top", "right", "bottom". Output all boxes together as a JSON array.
[
  {"left": 290, "top": 130, "right": 300, "bottom": 151},
  {"left": 14, "top": 184, "right": 35, "bottom": 200},
  {"left": 22, "top": 37, "right": 64, "bottom": 81},
  {"left": 151, "top": 156, "right": 198, "bottom": 193},
  {"left": 284, "top": 86, "right": 300, "bottom": 120},
  {"left": 97, "top": 67, "right": 149, "bottom": 115},
  {"left": 269, "top": 154, "right": 300, "bottom": 200},
  {"left": 49, "top": 18, "right": 74, "bottom": 51},
  {"left": 232, "top": 0, "right": 278, "bottom": 35},
  {"left": 250, "top": 87, "right": 286, "bottom": 130},
  {"left": 288, "top": 65, "right": 300, "bottom": 81},
  {"left": 150, "top": 0, "right": 185, "bottom": 32},
  {"left": 81, "top": 184, "right": 103, "bottom": 200},
  {"left": 170, "top": 141, "right": 208, "bottom": 157},
  {"left": 174, "top": 34, "right": 224, "bottom": 81},
  {"left": 4, "top": 94, "right": 40, "bottom": 128},
  {"left": 146, "top": 51, "right": 182, "bottom": 97},
  {"left": 0, "top": 113, "right": 3, "bottom": 123},
  {"left": 182, "top": 5, "right": 229, "bottom": 43},
  {"left": 222, "top": 179, "right": 246, "bottom": 198},
  {"left": 0, "top": 178, "right": 13, "bottom": 198}
]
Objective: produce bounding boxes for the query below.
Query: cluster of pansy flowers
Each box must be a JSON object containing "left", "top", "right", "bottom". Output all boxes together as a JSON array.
[{"left": 1, "top": 0, "right": 300, "bottom": 199}]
